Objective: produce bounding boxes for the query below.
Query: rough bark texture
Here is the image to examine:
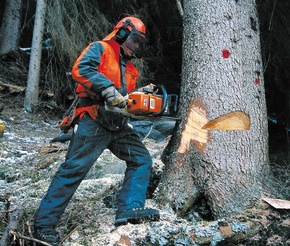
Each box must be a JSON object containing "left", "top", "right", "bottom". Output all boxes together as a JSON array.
[
  {"left": 0, "top": 0, "right": 22, "bottom": 56},
  {"left": 24, "top": 0, "right": 46, "bottom": 113},
  {"left": 156, "top": 0, "right": 269, "bottom": 219}
]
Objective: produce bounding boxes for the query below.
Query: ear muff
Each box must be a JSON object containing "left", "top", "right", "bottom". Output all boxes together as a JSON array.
[{"left": 115, "top": 20, "right": 131, "bottom": 44}]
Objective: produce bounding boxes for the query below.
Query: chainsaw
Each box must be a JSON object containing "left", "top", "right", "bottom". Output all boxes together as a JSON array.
[
  {"left": 105, "top": 84, "right": 180, "bottom": 121},
  {"left": 60, "top": 84, "right": 179, "bottom": 134}
]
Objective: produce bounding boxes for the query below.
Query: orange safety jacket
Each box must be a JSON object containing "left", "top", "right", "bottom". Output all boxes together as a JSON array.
[{"left": 71, "top": 39, "right": 138, "bottom": 120}]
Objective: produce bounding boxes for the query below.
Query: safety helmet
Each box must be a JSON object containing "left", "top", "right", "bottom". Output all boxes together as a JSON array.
[
  {"left": 113, "top": 17, "right": 146, "bottom": 58},
  {"left": 114, "top": 16, "right": 146, "bottom": 35}
]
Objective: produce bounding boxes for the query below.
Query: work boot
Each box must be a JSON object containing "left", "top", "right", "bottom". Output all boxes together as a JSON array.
[
  {"left": 115, "top": 208, "right": 160, "bottom": 226},
  {"left": 34, "top": 226, "right": 60, "bottom": 246}
]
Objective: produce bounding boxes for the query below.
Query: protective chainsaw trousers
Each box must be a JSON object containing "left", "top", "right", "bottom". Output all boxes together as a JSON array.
[{"left": 34, "top": 114, "right": 152, "bottom": 227}]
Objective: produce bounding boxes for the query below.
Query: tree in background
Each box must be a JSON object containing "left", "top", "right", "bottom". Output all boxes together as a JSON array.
[
  {"left": 0, "top": 0, "right": 22, "bottom": 56},
  {"left": 24, "top": 0, "right": 46, "bottom": 113},
  {"left": 156, "top": 0, "right": 270, "bottom": 219}
]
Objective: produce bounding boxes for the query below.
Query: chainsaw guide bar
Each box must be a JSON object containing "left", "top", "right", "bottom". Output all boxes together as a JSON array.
[{"left": 105, "top": 104, "right": 181, "bottom": 121}]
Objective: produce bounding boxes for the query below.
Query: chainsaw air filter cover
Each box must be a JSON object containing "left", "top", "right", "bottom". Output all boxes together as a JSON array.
[{"left": 127, "top": 92, "right": 163, "bottom": 115}]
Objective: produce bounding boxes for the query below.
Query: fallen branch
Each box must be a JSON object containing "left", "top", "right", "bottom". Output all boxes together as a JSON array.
[
  {"left": 60, "top": 226, "right": 79, "bottom": 244},
  {"left": 9, "top": 230, "right": 51, "bottom": 246},
  {"left": 0, "top": 80, "right": 26, "bottom": 93},
  {"left": 0, "top": 210, "right": 14, "bottom": 213},
  {"left": 0, "top": 206, "right": 24, "bottom": 246},
  {"left": 27, "top": 220, "right": 37, "bottom": 246},
  {"left": 175, "top": 0, "right": 184, "bottom": 17}
]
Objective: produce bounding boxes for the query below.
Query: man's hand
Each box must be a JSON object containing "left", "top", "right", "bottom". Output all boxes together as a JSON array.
[{"left": 101, "top": 86, "right": 126, "bottom": 108}]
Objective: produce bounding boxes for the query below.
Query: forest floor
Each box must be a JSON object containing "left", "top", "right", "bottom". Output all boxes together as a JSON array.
[{"left": 0, "top": 59, "right": 290, "bottom": 245}]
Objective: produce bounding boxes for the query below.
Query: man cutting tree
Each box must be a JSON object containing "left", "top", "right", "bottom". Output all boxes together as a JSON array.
[{"left": 33, "top": 16, "right": 160, "bottom": 245}]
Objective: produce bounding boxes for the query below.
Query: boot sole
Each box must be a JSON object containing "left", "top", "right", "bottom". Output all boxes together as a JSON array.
[{"left": 115, "top": 214, "right": 160, "bottom": 226}]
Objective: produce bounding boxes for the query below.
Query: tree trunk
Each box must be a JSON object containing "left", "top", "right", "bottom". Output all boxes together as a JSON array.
[
  {"left": 24, "top": 0, "right": 46, "bottom": 113},
  {"left": 0, "top": 0, "right": 22, "bottom": 56},
  {"left": 156, "top": 0, "right": 269, "bottom": 219}
]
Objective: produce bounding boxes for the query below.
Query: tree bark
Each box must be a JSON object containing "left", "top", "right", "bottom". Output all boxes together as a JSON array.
[
  {"left": 0, "top": 0, "right": 22, "bottom": 56},
  {"left": 24, "top": 0, "right": 47, "bottom": 113},
  {"left": 156, "top": 0, "right": 269, "bottom": 219}
]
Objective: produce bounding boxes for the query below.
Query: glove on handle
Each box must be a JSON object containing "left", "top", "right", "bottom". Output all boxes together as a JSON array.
[{"left": 101, "top": 86, "right": 126, "bottom": 108}]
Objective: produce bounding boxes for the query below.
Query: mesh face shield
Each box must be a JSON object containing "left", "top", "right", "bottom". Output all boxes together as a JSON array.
[{"left": 125, "top": 31, "right": 146, "bottom": 59}]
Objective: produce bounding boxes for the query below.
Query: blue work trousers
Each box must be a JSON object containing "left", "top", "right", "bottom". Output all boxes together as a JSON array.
[{"left": 34, "top": 114, "right": 152, "bottom": 227}]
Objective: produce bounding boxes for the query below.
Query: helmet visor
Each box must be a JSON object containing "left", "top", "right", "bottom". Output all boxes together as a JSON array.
[{"left": 125, "top": 32, "right": 146, "bottom": 58}]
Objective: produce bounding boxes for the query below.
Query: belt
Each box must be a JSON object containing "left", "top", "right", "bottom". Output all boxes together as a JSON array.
[{"left": 78, "top": 97, "right": 103, "bottom": 107}]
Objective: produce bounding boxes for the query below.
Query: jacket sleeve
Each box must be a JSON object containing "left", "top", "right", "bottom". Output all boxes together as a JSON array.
[{"left": 71, "top": 41, "right": 114, "bottom": 95}]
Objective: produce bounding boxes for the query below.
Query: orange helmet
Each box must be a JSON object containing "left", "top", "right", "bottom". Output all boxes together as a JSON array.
[
  {"left": 114, "top": 16, "right": 146, "bottom": 35},
  {"left": 103, "top": 16, "right": 146, "bottom": 58}
]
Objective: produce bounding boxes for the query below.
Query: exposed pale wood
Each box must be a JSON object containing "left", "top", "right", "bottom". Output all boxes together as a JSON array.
[
  {"left": 202, "top": 111, "right": 250, "bottom": 130},
  {"left": 178, "top": 100, "right": 208, "bottom": 154},
  {"left": 262, "top": 197, "right": 290, "bottom": 209}
]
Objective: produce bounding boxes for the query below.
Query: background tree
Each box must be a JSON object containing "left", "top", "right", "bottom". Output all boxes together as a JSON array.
[
  {"left": 24, "top": 0, "right": 46, "bottom": 113},
  {"left": 0, "top": 0, "right": 22, "bottom": 56},
  {"left": 156, "top": 0, "right": 270, "bottom": 219}
]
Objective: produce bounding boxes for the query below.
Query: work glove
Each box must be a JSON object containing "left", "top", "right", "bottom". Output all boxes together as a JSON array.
[{"left": 101, "top": 86, "right": 126, "bottom": 108}]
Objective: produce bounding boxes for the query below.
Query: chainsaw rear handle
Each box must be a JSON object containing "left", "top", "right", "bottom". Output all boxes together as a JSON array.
[{"left": 126, "top": 98, "right": 136, "bottom": 106}]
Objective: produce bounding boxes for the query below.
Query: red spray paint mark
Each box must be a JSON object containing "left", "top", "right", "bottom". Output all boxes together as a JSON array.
[
  {"left": 222, "top": 49, "right": 230, "bottom": 58},
  {"left": 255, "top": 78, "right": 260, "bottom": 85}
]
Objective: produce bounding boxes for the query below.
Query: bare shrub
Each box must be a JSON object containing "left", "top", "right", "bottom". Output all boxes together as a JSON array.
[{"left": 43, "top": 0, "right": 111, "bottom": 99}]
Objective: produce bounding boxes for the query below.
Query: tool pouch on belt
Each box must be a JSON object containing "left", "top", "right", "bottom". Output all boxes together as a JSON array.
[{"left": 59, "top": 105, "right": 78, "bottom": 133}]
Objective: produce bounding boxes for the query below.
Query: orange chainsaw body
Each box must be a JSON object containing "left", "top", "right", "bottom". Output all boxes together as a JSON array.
[{"left": 127, "top": 93, "right": 163, "bottom": 115}]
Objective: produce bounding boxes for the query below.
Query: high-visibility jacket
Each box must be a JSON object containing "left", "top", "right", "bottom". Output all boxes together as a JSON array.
[{"left": 71, "top": 39, "right": 138, "bottom": 120}]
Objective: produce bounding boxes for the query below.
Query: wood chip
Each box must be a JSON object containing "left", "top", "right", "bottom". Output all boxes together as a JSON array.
[
  {"left": 202, "top": 111, "right": 250, "bottom": 130},
  {"left": 262, "top": 197, "right": 290, "bottom": 209}
]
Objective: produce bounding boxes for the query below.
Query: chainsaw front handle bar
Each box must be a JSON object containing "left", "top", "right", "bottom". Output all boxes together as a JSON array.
[{"left": 152, "top": 84, "right": 167, "bottom": 116}]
